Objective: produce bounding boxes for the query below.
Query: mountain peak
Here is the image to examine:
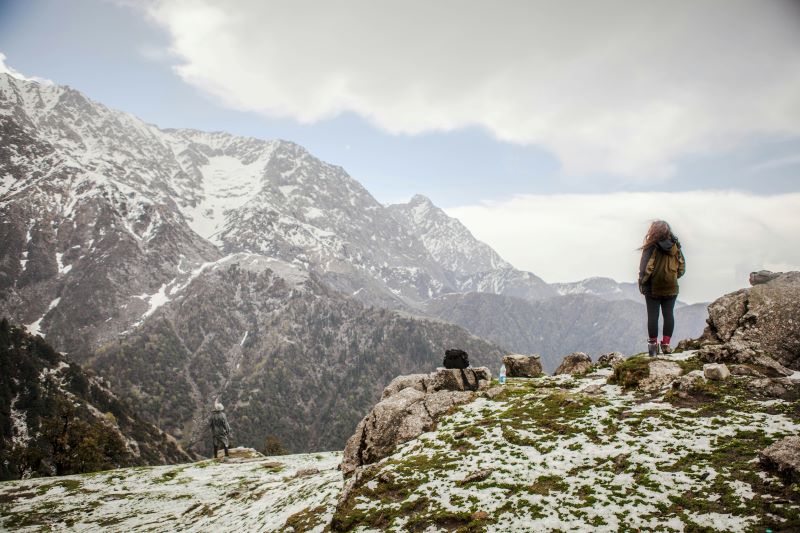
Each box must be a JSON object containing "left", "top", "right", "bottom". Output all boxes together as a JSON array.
[
  {"left": 408, "top": 193, "right": 434, "bottom": 207},
  {"left": 388, "top": 194, "right": 513, "bottom": 277}
]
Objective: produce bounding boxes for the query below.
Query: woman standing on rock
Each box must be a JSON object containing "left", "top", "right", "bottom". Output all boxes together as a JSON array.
[{"left": 638, "top": 220, "right": 686, "bottom": 356}]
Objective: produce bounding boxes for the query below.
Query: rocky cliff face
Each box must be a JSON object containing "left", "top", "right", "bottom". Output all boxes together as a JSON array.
[
  {"left": 698, "top": 271, "right": 800, "bottom": 370},
  {"left": 0, "top": 319, "right": 192, "bottom": 481}
]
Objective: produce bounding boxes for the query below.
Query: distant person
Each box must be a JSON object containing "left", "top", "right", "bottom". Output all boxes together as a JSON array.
[
  {"left": 210, "top": 401, "right": 232, "bottom": 459},
  {"left": 638, "top": 220, "right": 686, "bottom": 356}
]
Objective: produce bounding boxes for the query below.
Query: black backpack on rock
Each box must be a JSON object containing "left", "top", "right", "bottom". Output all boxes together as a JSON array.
[{"left": 443, "top": 349, "right": 470, "bottom": 369}]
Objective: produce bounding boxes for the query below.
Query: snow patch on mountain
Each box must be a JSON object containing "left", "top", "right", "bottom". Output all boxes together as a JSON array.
[
  {"left": 181, "top": 153, "right": 272, "bottom": 242},
  {"left": 26, "top": 297, "right": 60, "bottom": 337}
]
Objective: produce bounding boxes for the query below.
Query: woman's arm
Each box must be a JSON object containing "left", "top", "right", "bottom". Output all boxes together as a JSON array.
[{"left": 638, "top": 246, "right": 655, "bottom": 292}]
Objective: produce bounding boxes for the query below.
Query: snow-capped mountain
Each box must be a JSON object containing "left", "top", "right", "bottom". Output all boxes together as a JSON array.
[
  {"left": 387, "top": 194, "right": 510, "bottom": 276},
  {"left": 552, "top": 277, "right": 642, "bottom": 302},
  {"left": 388, "top": 194, "right": 555, "bottom": 300},
  {"left": 0, "top": 71, "right": 562, "bottom": 354}
]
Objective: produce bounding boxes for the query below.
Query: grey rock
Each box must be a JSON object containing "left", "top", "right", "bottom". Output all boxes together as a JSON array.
[
  {"left": 554, "top": 352, "right": 593, "bottom": 375},
  {"left": 340, "top": 373, "right": 478, "bottom": 477},
  {"left": 729, "top": 364, "right": 765, "bottom": 377},
  {"left": 703, "top": 363, "right": 730, "bottom": 381},
  {"left": 502, "top": 354, "right": 543, "bottom": 377},
  {"left": 672, "top": 370, "right": 706, "bottom": 391},
  {"left": 483, "top": 386, "right": 504, "bottom": 400},
  {"left": 639, "top": 360, "right": 683, "bottom": 392},
  {"left": 424, "top": 390, "right": 474, "bottom": 418},
  {"left": 697, "top": 341, "right": 793, "bottom": 378},
  {"left": 292, "top": 468, "right": 320, "bottom": 478},
  {"left": 429, "top": 367, "right": 492, "bottom": 392},
  {"left": 759, "top": 436, "right": 800, "bottom": 483},
  {"left": 581, "top": 383, "right": 605, "bottom": 395},
  {"left": 460, "top": 469, "right": 492, "bottom": 485},
  {"left": 750, "top": 270, "right": 780, "bottom": 286},
  {"left": 747, "top": 377, "right": 799, "bottom": 400},
  {"left": 382, "top": 374, "right": 431, "bottom": 399},
  {"left": 596, "top": 352, "right": 625, "bottom": 368},
  {"left": 701, "top": 271, "right": 800, "bottom": 369}
]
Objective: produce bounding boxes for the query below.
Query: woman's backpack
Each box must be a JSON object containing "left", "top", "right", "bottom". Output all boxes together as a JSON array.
[{"left": 443, "top": 349, "right": 470, "bottom": 369}]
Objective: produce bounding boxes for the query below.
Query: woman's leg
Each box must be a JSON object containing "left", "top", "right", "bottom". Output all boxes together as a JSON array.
[
  {"left": 645, "top": 295, "right": 660, "bottom": 341},
  {"left": 660, "top": 296, "right": 677, "bottom": 340}
]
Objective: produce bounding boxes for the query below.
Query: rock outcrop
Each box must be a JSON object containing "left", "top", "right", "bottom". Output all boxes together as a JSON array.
[
  {"left": 759, "top": 436, "right": 800, "bottom": 483},
  {"left": 697, "top": 340, "right": 793, "bottom": 378},
  {"left": 502, "top": 354, "right": 543, "bottom": 377},
  {"left": 700, "top": 271, "right": 800, "bottom": 370},
  {"left": 340, "top": 367, "right": 491, "bottom": 477},
  {"left": 554, "top": 352, "right": 593, "bottom": 375}
]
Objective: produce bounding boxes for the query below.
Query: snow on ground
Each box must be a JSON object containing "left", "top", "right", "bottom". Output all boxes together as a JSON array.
[
  {"left": 3, "top": 356, "right": 799, "bottom": 532},
  {"left": 0, "top": 450, "right": 343, "bottom": 533},
  {"left": 338, "top": 367, "right": 800, "bottom": 532}
]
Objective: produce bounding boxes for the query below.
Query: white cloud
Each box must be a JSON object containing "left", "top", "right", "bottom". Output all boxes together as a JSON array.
[
  {"left": 0, "top": 52, "right": 52, "bottom": 85},
  {"left": 142, "top": 0, "right": 800, "bottom": 179},
  {"left": 446, "top": 191, "right": 800, "bottom": 303}
]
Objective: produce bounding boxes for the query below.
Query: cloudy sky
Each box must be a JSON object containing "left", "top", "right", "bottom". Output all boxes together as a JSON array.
[{"left": 1, "top": 0, "right": 799, "bottom": 302}]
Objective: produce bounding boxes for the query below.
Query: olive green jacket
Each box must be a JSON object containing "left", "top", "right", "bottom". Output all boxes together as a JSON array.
[{"left": 639, "top": 238, "right": 686, "bottom": 297}]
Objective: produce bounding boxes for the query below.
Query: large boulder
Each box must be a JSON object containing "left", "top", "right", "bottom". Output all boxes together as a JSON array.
[
  {"left": 341, "top": 368, "right": 489, "bottom": 476},
  {"left": 759, "top": 436, "right": 800, "bottom": 484},
  {"left": 554, "top": 352, "right": 593, "bottom": 375},
  {"left": 502, "top": 354, "right": 543, "bottom": 377},
  {"left": 701, "top": 271, "right": 800, "bottom": 370}
]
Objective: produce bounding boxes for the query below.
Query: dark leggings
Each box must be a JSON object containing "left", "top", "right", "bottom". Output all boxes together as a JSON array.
[{"left": 645, "top": 295, "right": 677, "bottom": 339}]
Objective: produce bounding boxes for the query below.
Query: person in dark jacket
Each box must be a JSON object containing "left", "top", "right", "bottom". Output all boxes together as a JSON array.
[
  {"left": 210, "top": 401, "right": 232, "bottom": 459},
  {"left": 638, "top": 220, "right": 686, "bottom": 356}
]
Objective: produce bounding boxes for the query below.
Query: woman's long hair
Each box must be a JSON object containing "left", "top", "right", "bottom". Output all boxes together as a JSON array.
[{"left": 639, "top": 220, "right": 673, "bottom": 250}]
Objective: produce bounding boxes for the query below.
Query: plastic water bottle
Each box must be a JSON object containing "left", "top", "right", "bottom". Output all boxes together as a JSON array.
[{"left": 499, "top": 364, "right": 507, "bottom": 385}]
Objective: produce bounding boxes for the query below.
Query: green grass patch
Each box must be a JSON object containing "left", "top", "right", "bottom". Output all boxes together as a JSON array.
[
  {"left": 608, "top": 356, "right": 651, "bottom": 390},
  {"left": 528, "top": 474, "right": 568, "bottom": 496},
  {"left": 34, "top": 479, "right": 82, "bottom": 495}
]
